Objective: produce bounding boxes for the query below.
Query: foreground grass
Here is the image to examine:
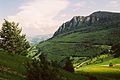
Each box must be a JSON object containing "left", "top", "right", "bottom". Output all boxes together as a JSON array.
[
  {"left": 75, "top": 58, "right": 120, "bottom": 80},
  {"left": 0, "top": 71, "right": 25, "bottom": 80},
  {"left": 0, "top": 50, "right": 88, "bottom": 80},
  {"left": 60, "top": 70, "right": 88, "bottom": 80},
  {"left": 1, "top": 49, "right": 120, "bottom": 80},
  {"left": 0, "top": 50, "right": 31, "bottom": 80}
]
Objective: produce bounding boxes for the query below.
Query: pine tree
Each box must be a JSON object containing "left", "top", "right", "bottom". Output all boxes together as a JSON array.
[{"left": 0, "top": 19, "right": 30, "bottom": 55}]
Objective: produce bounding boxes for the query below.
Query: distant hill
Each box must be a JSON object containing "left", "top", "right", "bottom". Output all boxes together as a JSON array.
[{"left": 27, "top": 34, "right": 52, "bottom": 44}]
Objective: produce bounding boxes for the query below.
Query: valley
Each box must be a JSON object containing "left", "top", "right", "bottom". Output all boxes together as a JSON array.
[{"left": 0, "top": 11, "right": 120, "bottom": 80}]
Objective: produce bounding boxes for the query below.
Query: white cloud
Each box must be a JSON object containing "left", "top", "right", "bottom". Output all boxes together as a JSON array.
[
  {"left": 105, "top": 0, "right": 120, "bottom": 12},
  {"left": 72, "top": 1, "right": 86, "bottom": 12},
  {"left": 7, "top": 0, "right": 69, "bottom": 36},
  {"left": 71, "top": 0, "right": 120, "bottom": 16},
  {"left": 108, "top": 0, "right": 119, "bottom": 7},
  {"left": 73, "top": 1, "right": 86, "bottom": 8}
]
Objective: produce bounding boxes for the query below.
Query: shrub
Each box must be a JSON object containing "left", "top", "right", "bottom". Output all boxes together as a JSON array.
[
  {"left": 109, "top": 63, "right": 113, "bottom": 67},
  {"left": 26, "top": 53, "right": 66, "bottom": 80}
]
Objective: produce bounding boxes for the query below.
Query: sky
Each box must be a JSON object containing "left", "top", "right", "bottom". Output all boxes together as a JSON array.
[{"left": 0, "top": 0, "right": 120, "bottom": 37}]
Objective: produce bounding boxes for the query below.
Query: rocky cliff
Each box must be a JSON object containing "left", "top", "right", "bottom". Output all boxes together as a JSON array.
[{"left": 53, "top": 11, "right": 120, "bottom": 37}]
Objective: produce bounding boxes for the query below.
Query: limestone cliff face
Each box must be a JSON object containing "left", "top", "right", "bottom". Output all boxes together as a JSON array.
[{"left": 53, "top": 11, "right": 120, "bottom": 37}]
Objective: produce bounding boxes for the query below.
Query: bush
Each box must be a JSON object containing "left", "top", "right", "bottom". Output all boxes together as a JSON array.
[
  {"left": 109, "top": 63, "right": 113, "bottom": 67},
  {"left": 60, "top": 57, "right": 74, "bottom": 73},
  {"left": 26, "top": 53, "right": 66, "bottom": 80},
  {"left": 111, "top": 43, "right": 120, "bottom": 58}
]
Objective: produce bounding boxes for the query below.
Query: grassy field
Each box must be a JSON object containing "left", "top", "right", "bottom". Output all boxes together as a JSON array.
[
  {"left": 35, "top": 26, "right": 120, "bottom": 80},
  {"left": 0, "top": 48, "right": 120, "bottom": 80},
  {"left": 0, "top": 50, "right": 31, "bottom": 80},
  {"left": 37, "top": 27, "right": 120, "bottom": 63},
  {"left": 0, "top": 50, "right": 88, "bottom": 80},
  {"left": 37, "top": 40, "right": 112, "bottom": 63},
  {"left": 0, "top": 26, "right": 120, "bottom": 80},
  {"left": 52, "top": 27, "right": 120, "bottom": 45},
  {"left": 60, "top": 70, "right": 88, "bottom": 80},
  {"left": 75, "top": 57, "right": 120, "bottom": 80},
  {"left": 1, "top": 50, "right": 120, "bottom": 80}
]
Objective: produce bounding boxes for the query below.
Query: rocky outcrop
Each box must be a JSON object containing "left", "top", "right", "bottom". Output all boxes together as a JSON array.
[{"left": 53, "top": 11, "right": 120, "bottom": 37}]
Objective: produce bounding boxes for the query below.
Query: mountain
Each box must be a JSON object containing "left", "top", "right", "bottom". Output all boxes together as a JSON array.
[
  {"left": 37, "top": 11, "right": 120, "bottom": 62},
  {"left": 27, "top": 34, "right": 52, "bottom": 44},
  {"left": 1, "top": 11, "right": 120, "bottom": 80},
  {"left": 36, "top": 11, "right": 120, "bottom": 80},
  {"left": 53, "top": 11, "right": 120, "bottom": 37}
]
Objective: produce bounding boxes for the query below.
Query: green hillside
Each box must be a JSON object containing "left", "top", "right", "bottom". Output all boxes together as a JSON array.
[
  {"left": 0, "top": 11, "right": 120, "bottom": 80},
  {"left": 0, "top": 50, "right": 90, "bottom": 80},
  {"left": 37, "top": 26, "right": 120, "bottom": 62},
  {"left": 0, "top": 50, "right": 30, "bottom": 80},
  {"left": 37, "top": 12, "right": 120, "bottom": 63},
  {"left": 75, "top": 57, "right": 120, "bottom": 80},
  {"left": 52, "top": 27, "right": 120, "bottom": 45},
  {"left": 36, "top": 11, "right": 120, "bottom": 80}
]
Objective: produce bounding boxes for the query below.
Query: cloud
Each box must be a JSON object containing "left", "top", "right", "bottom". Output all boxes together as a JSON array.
[
  {"left": 105, "top": 0, "right": 120, "bottom": 12},
  {"left": 71, "top": 0, "right": 120, "bottom": 16},
  {"left": 108, "top": 0, "right": 119, "bottom": 7},
  {"left": 7, "top": 0, "right": 69, "bottom": 36},
  {"left": 73, "top": 1, "right": 86, "bottom": 8},
  {"left": 72, "top": 1, "right": 86, "bottom": 12}
]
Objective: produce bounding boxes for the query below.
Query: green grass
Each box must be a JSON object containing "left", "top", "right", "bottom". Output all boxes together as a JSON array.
[
  {"left": 0, "top": 50, "right": 31, "bottom": 79},
  {"left": 36, "top": 25, "right": 120, "bottom": 80},
  {"left": 52, "top": 27, "right": 120, "bottom": 44},
  {"left": 100, "top": 58, "right": 120, "bottom": 65},
  {"left": 37, "top": 27, "right": 120, "bottom": 63},
  {"left": 60, "top": 70, "right": 88, "bottom": 80},
  {"left": 0, "top": 51, "right": 30, "bottom": 74},
  {"left": 0, "top": 50, "right": 89, "bottom": 80},
  {"left": 37, "top": 41, "right": 107, "bottom": 62},
  {"left": 0, "top": 71, "right": 25, "bottom": 80},
  {"left": 75, "top": 57, "right": 120, "bottom": 80}
]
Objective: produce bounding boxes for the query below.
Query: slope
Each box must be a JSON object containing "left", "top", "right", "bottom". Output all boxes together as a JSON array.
[
  {"left": 0, "top": 50, "right": 30, "bottom": 80},
  {"left": 76, "top": 57, "right": 120, "bottom": 80},
  {"left": 37, "top": 27, "right": 120, "bottom": 62},
  {"left": 37, "top": 11, "right": 120, "bottom": 62}
]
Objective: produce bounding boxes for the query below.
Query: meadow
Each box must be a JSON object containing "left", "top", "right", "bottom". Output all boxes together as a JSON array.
[
  {"left": 75, "top": 57, "right": 120, "bottom": 80},
  {"left": 0, "top": 50, "right": 30, "bottom": 80}
]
